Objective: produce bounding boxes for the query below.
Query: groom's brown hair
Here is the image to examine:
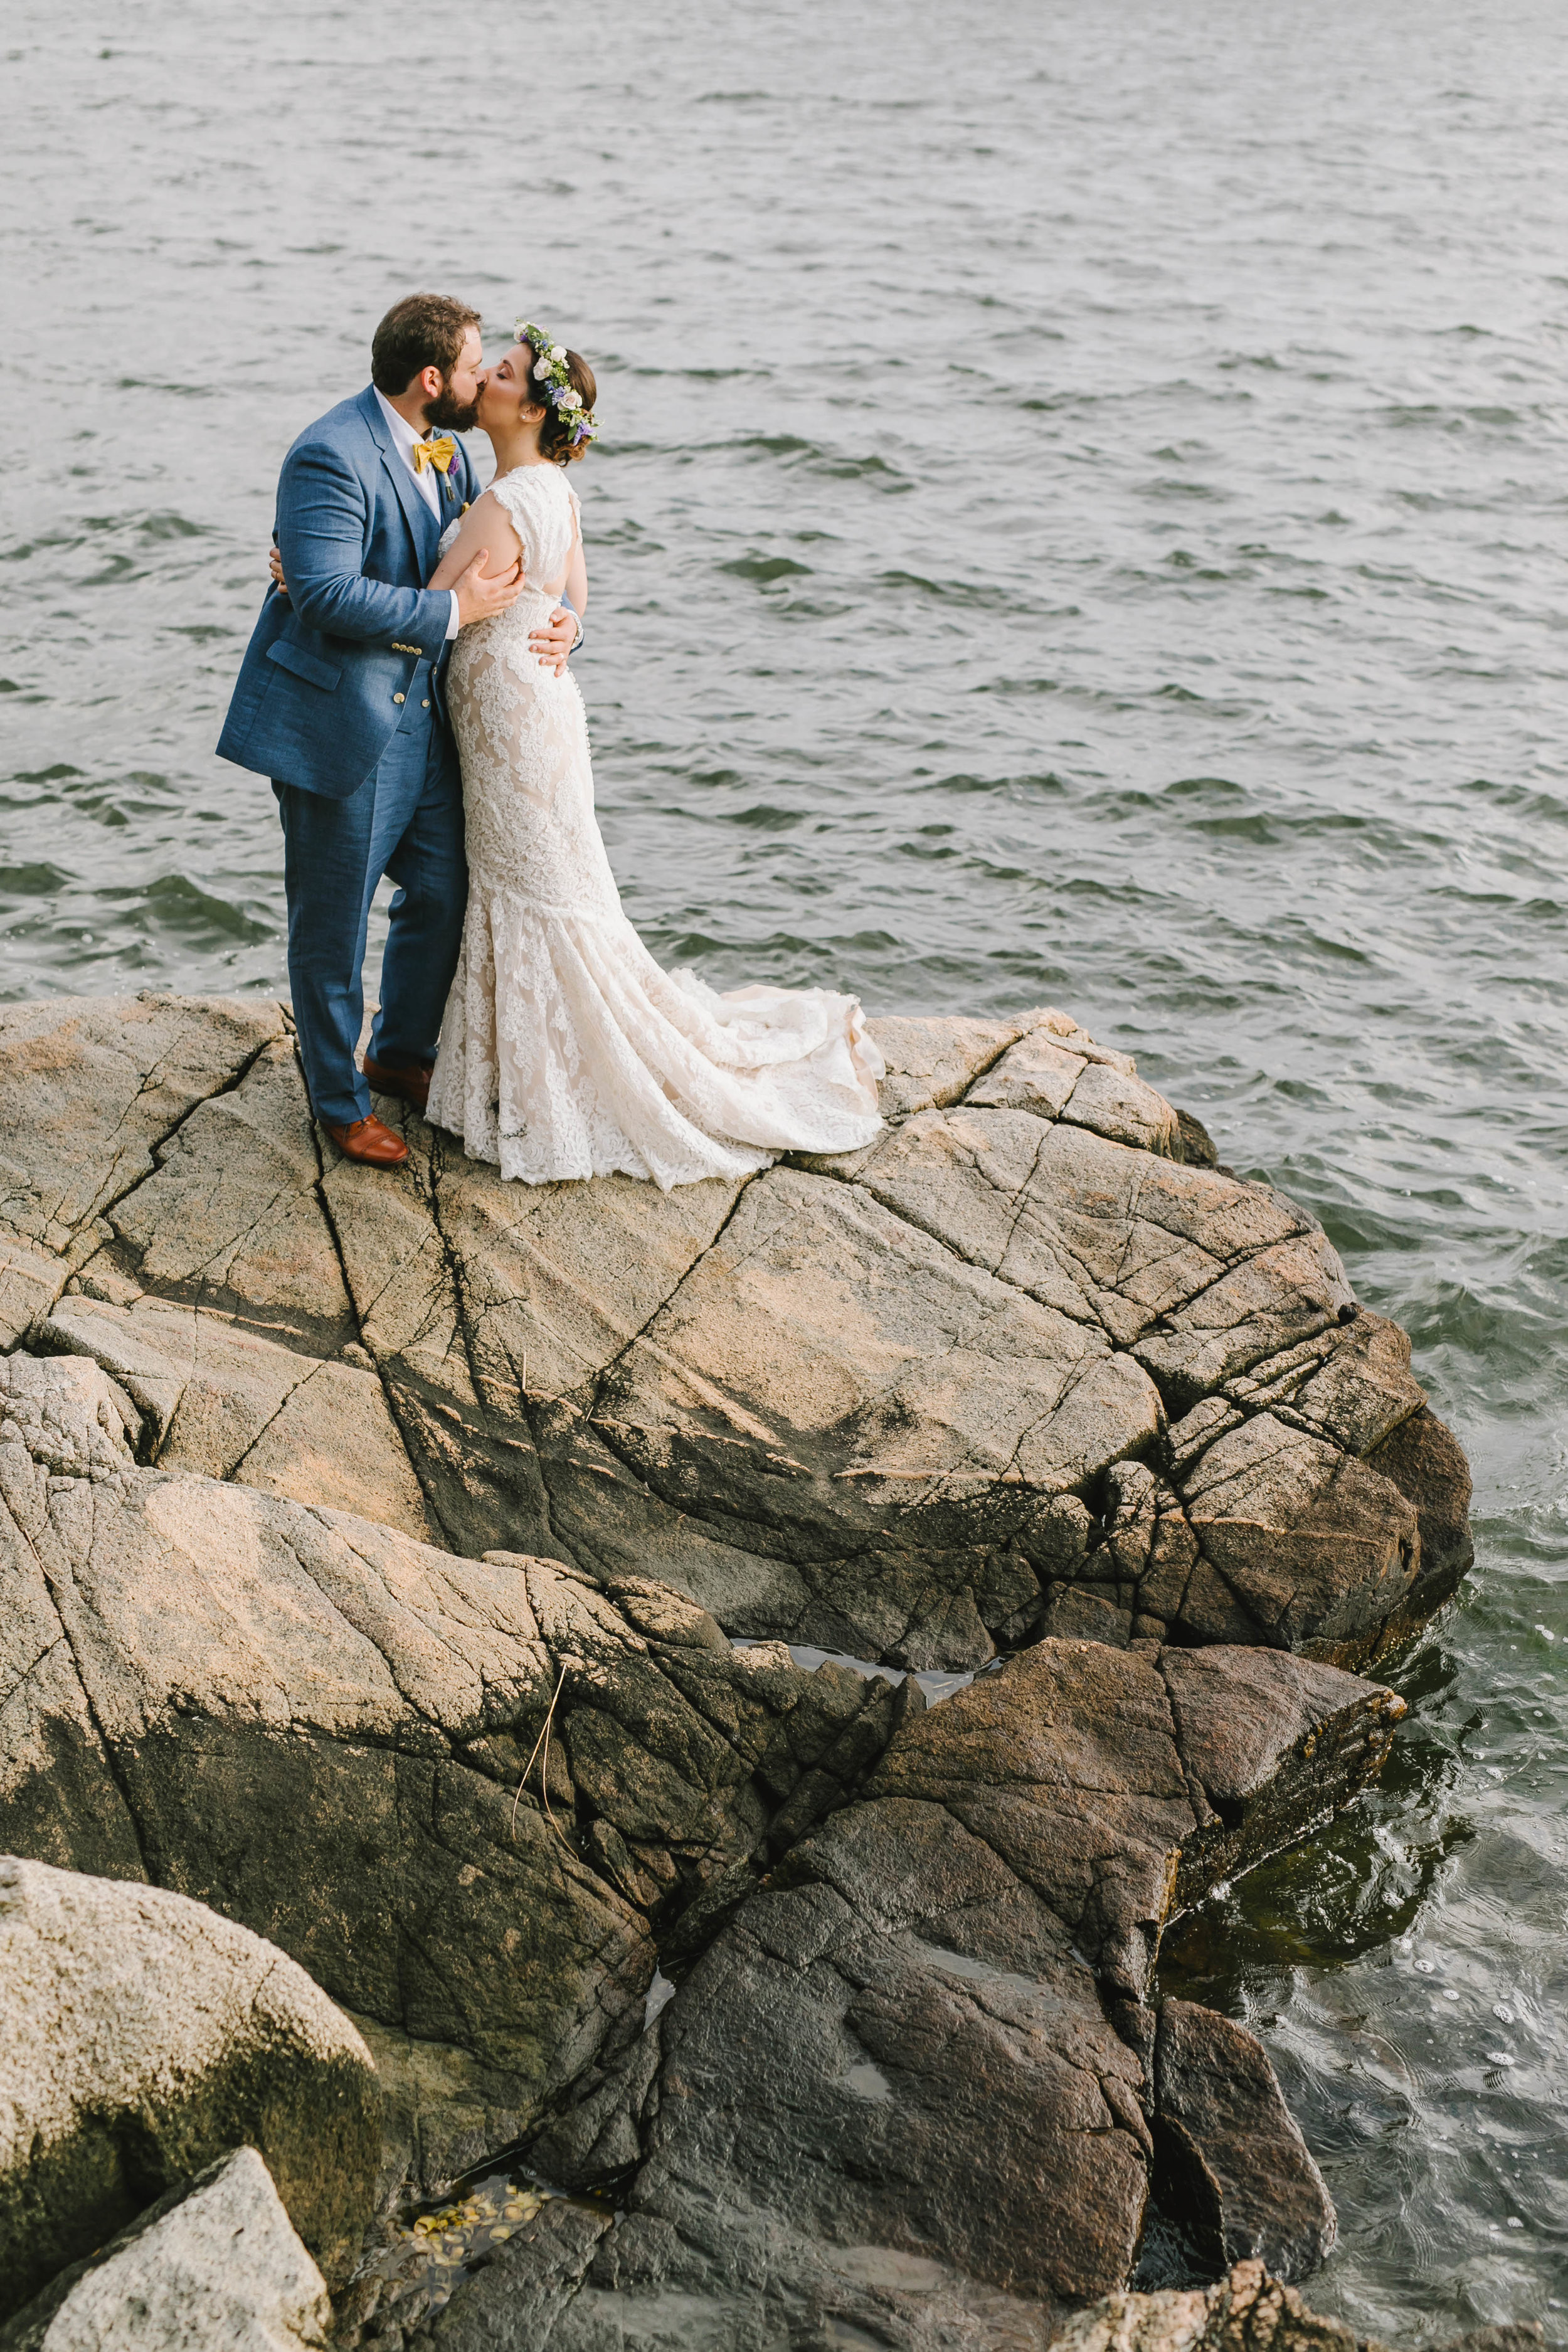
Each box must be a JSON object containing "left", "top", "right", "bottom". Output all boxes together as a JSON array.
[{"left": 371, "top": 294, "right": 484, "bottom": 395}]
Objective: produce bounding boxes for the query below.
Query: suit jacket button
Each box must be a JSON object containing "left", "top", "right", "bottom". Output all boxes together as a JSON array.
[
  {"left": 421, "top": 699, "right": 431, "bottom": 708},
  {"left": 393, "top": 692, "right": 405, "bottom": 704}
]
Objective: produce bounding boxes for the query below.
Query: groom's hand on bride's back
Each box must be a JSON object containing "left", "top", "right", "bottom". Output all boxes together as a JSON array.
[{"left": 454, "top": 546, "right": 523, "bottom": 629}]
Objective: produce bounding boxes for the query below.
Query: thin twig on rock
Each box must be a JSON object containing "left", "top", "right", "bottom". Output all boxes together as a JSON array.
[{"left": 510, "top": 1661, "right": 569, "bottom": 1845}]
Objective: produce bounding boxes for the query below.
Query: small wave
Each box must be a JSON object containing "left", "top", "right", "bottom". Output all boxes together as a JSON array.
[
  {"left": 113, "top": 376, "right": 214, "bottom": 398},
  {"left": 712, "top": 803, "right": 805, "bottom": 832},
  {"left": 811, "top": 454, "right": 910, "bottom": 484},
  {"left": 726, "top": 433, "right": 817, "bottom": 458},
  {"left": 717, "top": 554, "right": 813, "bottom": 583},
  {"left": 0, "top": 862, "right": 73, "bottom": 897},
  {"left": 1139, "top": 476, "right": 1229, "bottom": 501},
  {"left": 137, "top": 511, "right": 210, "bottom": 541},
  {"left": 913, "top": 770, "right": 1070, "bottom": 799},
  {"left": 129, "top": 874, "right": 275, "bottom": 946}
]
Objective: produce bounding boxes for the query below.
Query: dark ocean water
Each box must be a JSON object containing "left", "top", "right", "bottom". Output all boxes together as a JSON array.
[{"left": 2, "top": 1, "right": 1565, "bottom": 2336}]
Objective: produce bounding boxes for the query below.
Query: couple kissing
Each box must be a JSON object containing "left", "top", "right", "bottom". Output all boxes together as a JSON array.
[{"left": 218, "top": 292, "right": 883, "bottom": 1187}]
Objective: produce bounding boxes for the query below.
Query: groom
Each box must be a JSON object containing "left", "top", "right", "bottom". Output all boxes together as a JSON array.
[{"left": 217, "top": 293, "right": 580, "bottom": 1167}]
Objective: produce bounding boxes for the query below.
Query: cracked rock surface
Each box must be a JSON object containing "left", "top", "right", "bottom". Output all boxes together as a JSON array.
[
  {"left": 0, "top": 1855, "right": 377, "bottom": 2320},
  {"left": 0, "top": 1351, "right": 906, "bottom": 2158},
  {"left": 0, "top": 993, "right": 1478, "bottom": 2346},
  {"left": 0, "top": 993, "right": 1469, "bottom": 1673},
  {"left": 1152, "top": 2000, "right": 1335, "bottom": 2282}
]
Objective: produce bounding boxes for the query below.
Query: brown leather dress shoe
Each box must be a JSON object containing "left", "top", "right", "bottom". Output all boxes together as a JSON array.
[
  {"left": 325, "top": 1113, "right": 408, "bottom": 1167},
  {"left": 363, "top": 1054, "right": 432, "bottom": 1114}
]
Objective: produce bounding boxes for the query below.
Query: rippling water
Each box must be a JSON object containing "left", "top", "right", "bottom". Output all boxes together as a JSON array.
[{"left": 4, "top": 0, "right": 1566, "bottom": 2336}]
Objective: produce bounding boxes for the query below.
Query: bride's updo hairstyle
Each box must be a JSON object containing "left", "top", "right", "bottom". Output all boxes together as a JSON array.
[{"left": 517, "top": 321, "right": 598, "bottom": 465}]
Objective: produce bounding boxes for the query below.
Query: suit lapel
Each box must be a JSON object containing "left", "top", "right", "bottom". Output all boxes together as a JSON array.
[{"left": 359, "top": 386, "right": 440, "bottom": 579}]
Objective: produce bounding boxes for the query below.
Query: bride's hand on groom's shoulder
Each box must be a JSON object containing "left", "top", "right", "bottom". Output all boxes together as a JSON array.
[{"left": 268, "top": 543, "right": 288, "bottom": 598}]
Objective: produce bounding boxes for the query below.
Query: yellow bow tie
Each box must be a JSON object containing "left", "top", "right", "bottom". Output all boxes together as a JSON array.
[{"left": 412, "top": 433, "right": 456, "bottom": 475}]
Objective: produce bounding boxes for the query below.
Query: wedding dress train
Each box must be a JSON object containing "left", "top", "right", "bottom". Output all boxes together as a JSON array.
[{"left": 426, "top": 464, "right": 884, "bottom": 1189}]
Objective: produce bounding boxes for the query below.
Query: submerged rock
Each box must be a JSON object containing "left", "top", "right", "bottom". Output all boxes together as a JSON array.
[
  {"left": 0, "top": 2146, "right": 331, "bottom": 2352},
  {"left": 0, "top": 1856, "right": 376, "bottom": 2319}
]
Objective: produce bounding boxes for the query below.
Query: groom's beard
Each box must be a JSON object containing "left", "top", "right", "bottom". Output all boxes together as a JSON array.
[{"left": 425, "top": 384, "right": 482, "bottom": 433}]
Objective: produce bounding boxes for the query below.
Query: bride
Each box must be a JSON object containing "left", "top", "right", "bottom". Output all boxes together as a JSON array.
[{"left": 422, "top": 322, "right": 884, "bottom": 1190}]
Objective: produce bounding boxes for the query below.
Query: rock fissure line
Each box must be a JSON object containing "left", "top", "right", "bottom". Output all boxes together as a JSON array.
[
  {"left": 832, "top": 1120, "right": 1334, "bottom": 1413},
  {"left": 579, "top": 1163, "right": 767, "bottom": 1410},
  {"left": 88, "top": 1019, "right": 288, "bottom": 1241},
  {"left": 216, "top": 1360, "right": 319, "bottom": 1481},
  {"left": 43, "top": 1591, "right": 154, "bottom": 1885},
  {"left": 1155, "top": 1654, "right": 1219, "bottom": 1828},
  {"left": 423, "top": 1140, "right": 500, "bottom": 1433},
  {"left": 308, "top": 1122, "right": 462, "bottom": 1553}
]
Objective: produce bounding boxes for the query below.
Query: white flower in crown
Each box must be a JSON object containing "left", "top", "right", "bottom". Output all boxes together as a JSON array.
[
  {"left": 533, "top": 357, "right": 552, "bottom": 380},
  {"left": 550, "top": 344, "right": 566, "bottom": 362},
  {"left": 557, "top": 388, "right": 582, "bottom": 410}
]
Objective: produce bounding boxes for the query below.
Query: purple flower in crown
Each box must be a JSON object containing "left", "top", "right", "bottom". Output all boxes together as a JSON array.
[{"left": 516, "top": 314, "right": 600, "bottom": 451}]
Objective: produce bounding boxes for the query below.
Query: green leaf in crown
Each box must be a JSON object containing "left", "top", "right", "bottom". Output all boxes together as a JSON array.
[{"left": 517, "top": 317, "right": 599, "bottom": 450}]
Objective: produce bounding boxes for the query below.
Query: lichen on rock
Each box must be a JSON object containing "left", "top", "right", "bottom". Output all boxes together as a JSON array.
[{"left": 0, "top": 1856, "right": 377, "bottom": 2319}]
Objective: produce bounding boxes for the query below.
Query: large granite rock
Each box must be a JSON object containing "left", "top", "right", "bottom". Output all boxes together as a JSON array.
[
  {"left": 0, "top": 2146, "right": 331, "bottom": 2352},
  {"left": 0, "top": 992, "right": 1469, "bottom": 1675},
  {"left": 0, "top": 1350, "right": 906, "bottom": 2150},
  {"left": 0, "top": 1856, "right": 376, "bottom": 2319},
  {"left": 371, "top": 1641, "right": 1395, "bottom": 2349},
  {"left": 0, "top": 992, "right": 1478, "bottom": 2343},
  {"left": 862, "top": 1636, "right": 1402, "bottom": 2001},
  {"left": 0, "top": 993, "right": 286, "bottom": 1348}
]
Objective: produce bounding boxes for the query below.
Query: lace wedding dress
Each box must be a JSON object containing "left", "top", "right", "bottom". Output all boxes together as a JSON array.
[{"left": 425, "top": 464, "right": 884, "bottom": 1189}]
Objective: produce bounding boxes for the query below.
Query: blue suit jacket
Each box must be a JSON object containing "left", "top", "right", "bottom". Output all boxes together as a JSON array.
[{"left": 216, "top": 386, "right": 482, "bottom": 799}]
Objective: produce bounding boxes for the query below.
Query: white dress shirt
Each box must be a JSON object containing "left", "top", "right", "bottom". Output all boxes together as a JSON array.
[{"left": 374, "top": 388, "right": 461, "bottom": 643}]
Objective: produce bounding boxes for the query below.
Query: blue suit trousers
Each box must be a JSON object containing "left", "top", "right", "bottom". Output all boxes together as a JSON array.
[{"left": 274, "top": 669, "right": 466, "bottom": 1128}]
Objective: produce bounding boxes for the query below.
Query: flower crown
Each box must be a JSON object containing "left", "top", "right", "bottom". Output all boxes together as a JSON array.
[{"left": 517, "top": 320, "right": 598, "bottom": 449}]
